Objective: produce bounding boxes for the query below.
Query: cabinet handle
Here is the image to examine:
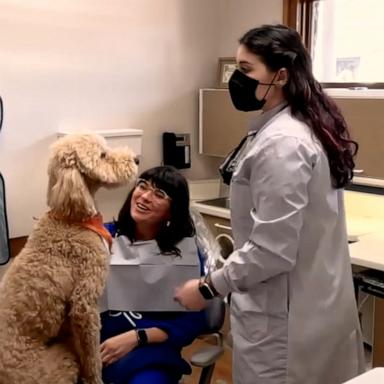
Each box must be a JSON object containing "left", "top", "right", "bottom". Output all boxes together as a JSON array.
[
  {"left": 353, "top": 169, "right": 365, "bottom": 174},
  {"left": 214, "top": 223, "right": 232, "bottom": 231}
]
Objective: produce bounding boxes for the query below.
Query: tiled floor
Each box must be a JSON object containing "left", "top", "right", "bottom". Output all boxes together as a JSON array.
[{"left": 182, "top": 343, "right": 372, "bottom": 384}]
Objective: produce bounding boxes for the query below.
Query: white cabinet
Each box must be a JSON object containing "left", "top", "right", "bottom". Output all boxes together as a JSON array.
[{"left": 327, "top": 89, "right": 384, "bottom": 186}]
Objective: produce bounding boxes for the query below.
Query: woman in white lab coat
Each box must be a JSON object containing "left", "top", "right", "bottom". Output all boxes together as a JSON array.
[{"left": 175, "top": 24, "right": 365, "bottom": 384}]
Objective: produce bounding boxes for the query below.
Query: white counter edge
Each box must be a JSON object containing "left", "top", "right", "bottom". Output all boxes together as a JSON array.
[
  {"left": 193, "top": 201, "right": 384, "bottom": 271},
  {"left": 192, "top": 202, "right": 231, "bottom": 220}
]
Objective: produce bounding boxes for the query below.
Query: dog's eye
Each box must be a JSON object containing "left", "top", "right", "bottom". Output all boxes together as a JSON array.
[{"left": 100, "top": 152, "right": 107, "bottom": 159}]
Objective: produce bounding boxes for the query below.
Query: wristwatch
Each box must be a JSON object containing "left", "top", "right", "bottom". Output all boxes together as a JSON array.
[
  {"left": 135, "top": 329, "right": 148, "bottom": 346},
  {"left": 198, "top": 275, "right": 219, "bottom": 300}
]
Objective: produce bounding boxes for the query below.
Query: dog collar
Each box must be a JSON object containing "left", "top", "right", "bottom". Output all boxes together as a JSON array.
[
  {"left": 79, "top": 213, "right": 113, "bottom": 250},
  {"left": 48, "top": 211, "right": 113, "bottom": 250}
]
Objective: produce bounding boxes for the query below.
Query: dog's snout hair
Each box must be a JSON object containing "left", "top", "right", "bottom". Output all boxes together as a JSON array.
[{"left": 47, "top": 133, "right": 138, "bottom": 221}]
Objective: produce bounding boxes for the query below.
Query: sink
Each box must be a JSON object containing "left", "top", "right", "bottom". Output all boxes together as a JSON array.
[{"left": 198, "top": 197, "right": 230, "bottom": 209}]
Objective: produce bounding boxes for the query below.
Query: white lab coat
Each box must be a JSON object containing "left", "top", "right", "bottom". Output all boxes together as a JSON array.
[{"left": 211, "top": 105, "right": 365, "bottom": 384}]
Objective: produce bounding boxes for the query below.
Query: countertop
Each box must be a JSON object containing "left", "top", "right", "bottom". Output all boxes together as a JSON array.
[
  {"left": 192, "top": 200, "right": 230, "bottom": 220},
  {"left": 343, "top": 368, "right": 384, "bottom": 383},
  {"left": 190, "top": 182, "right": 384, "bottom": 271}
]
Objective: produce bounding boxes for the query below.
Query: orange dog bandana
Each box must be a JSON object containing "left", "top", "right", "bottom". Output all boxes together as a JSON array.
[{"left": 49, "top": 212, "right": 112, "bottom": 250}]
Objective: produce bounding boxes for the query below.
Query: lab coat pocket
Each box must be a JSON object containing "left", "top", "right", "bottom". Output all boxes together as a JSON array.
[{"left": 230, "top": 283, "right": 268, "bottom": 341}]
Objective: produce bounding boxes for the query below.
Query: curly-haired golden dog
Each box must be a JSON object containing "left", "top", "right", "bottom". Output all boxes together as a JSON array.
[{"left": 0, "top": 133, "right": 138, "bottom": 384}]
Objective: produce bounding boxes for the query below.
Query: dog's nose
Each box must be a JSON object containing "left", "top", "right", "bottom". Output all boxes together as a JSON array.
[{"left": 134, "top": 156, "right": 140, "bottom": 165}]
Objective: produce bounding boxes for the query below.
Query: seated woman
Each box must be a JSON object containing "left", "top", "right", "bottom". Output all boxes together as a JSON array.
[{"left": 100, "top": 166, "right": 208, "bottom": 384}]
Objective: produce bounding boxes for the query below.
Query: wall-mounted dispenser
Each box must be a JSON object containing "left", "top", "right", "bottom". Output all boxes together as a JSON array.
[
  {"left": 58, "top": 128, "right": 143, "bottom": 156},
  {"left": 162, "top": 132, "right": 191, "bottom": 169}
]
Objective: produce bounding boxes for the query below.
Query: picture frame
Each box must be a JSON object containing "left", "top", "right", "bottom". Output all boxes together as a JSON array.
[{"left": 217, "top": 57, "right": 237, "bottom": 88}]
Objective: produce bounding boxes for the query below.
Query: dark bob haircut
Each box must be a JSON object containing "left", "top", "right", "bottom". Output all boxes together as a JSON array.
[{"left": 115, "top": 166, "right": 195, "bottom": 255}]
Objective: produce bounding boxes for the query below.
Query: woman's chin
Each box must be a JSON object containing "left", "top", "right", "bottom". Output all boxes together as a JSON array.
[{"left": 131, "top": 208, "right": 152, "bottom": 223}]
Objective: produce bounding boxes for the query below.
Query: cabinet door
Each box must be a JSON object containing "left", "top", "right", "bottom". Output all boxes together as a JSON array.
[
  {"left": 333, "top": 97, "right": 384, "bottom": 180},
  {"left": 199, "top": 89, "right": 260, "bottom": 157}
]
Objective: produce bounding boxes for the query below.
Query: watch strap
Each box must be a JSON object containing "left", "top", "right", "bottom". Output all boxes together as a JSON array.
[
  {"left": 199, "top": 277, "right": 217, "bottom": 299},
  {"left": 135, "top": 329, "right": 148, "bottom": 346},
  {"left": 204, "top": 274, "right": 219, "bottom": 297}
]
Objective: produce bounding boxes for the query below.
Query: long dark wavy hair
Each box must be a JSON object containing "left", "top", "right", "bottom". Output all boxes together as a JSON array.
[
  {"left": 115, "top": 165, "right": 195, "bottom": 255},
  {"left": 240, "top": 24, "right": 358, "bottom": 188}
]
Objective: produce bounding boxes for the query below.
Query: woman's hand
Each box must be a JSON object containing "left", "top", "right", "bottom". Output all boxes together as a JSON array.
[
  {"left": 100, "top": 331, "right": 138, "bottom": 366},
  {"left": 174, "top": 279, "right": 208, "bottom": 311}
]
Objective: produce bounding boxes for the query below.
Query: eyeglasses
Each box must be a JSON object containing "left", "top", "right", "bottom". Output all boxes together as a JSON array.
[{"left": 135, "top": 178, "right": 171, "bottom": 201}]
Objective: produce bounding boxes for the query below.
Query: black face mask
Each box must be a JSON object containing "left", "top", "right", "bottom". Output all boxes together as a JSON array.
[{"left": 228, "top": 69, "right": 277, "bottom": 112}]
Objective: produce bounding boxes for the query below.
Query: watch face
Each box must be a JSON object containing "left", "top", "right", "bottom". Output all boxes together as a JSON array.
[{"left": 199, "top": 283, "right": 214, "bottom": 299}]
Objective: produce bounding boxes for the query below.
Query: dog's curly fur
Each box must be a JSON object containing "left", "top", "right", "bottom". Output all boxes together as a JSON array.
[{"left": 0, "top": 133, "right": 138, "bottom": 384}]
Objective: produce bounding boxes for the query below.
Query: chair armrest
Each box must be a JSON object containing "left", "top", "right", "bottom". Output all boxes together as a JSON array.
[
  {"left": 190, "top": 345, "right": 224, "bottom": 367},
  {"left": 198, "top": 332, "right": 223, "bottom": 347}
]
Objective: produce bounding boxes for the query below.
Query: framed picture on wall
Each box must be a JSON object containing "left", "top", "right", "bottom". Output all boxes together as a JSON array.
[{"left": 217, "top": 57, "right": 237, "bottom": 88}]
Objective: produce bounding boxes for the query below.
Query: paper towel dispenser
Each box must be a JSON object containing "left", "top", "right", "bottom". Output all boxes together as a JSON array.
[
  {"left": 162, "top": 132, "right": 191, "bottom": 169},
  {"left": 57, "top": 128, "right": 143, "bottom": 156}
]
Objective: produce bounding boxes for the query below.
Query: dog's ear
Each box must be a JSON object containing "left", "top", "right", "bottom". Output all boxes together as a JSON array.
[{"left": 47, "top": 167, "right": 96, "bottom": 221}]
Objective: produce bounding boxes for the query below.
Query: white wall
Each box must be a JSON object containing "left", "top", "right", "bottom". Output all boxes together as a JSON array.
[
  {"left": 0, "top": 0, "right": 282, "bottom": 237},
  {"left": 218, "top": 0, "right": 283, "bottom": 56}
]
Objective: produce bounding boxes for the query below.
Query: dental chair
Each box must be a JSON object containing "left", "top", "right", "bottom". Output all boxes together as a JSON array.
[
  {"left": 189, "top": 297, "right": 226, "bottom": 384},
  {"left": 185, "top": 208, "right": 230, "bottom": 383}
]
